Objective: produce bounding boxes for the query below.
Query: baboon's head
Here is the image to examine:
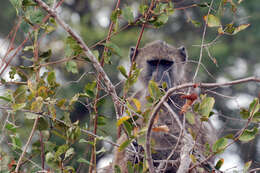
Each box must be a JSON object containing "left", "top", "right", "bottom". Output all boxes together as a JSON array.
[{"left": 130, "top": 40, "right": 188, "bottom": 89}]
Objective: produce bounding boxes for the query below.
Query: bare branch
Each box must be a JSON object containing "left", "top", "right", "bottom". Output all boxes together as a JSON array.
[
  {"left": 15, "top": 116, "right": 39, "bottom": 172},
  {"left": 146, "top": 76, "right": 260, "bottom": 172},
  {"left": 33, "top": 0, "right": 121, "bottom": 120}
]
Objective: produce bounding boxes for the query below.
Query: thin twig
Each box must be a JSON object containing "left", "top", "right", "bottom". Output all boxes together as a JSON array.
[
  {"left": 33, "top": 0, "right": 120, "bottom": 121},
  {"left": 15, "top": 116, "right": 39, "bottom": 172},
  {"left": 193, "top": 0, "right": 214, "bottom": 82},
  {"left": 145, "top": 76, "right": 260, "bottom": 173}
]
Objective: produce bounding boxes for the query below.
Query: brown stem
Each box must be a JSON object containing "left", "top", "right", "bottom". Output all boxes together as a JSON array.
[
  {"left": 15, "top": 116, "right": 39, "bottom": 172},
  {"left": 146, "top": 76, "right": 260, "bottom": 172}
]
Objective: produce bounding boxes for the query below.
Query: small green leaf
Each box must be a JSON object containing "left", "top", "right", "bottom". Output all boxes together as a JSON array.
[
  {"left": 215, "top": 158, "right": 224, "bottom": 170},
  {"left": 5, "top": 122, "right": 17, "bottom": 133},
  {"left": 119, "top": 139, "right": 131, "bottom": 151},
  {"left": 212, "top": 137, "right": 228, "bottom": 153},
  {"left": 153, "top": 14, "right": 169, "bottom": 27},
  {"left": 199, "top": 96, "right": 215, "bottom": 118},
  {"left": 13, "top": 85, "right": 27, "bottom": 103},
  {"left": 103, "top": 42, "right": 123, "bottom": 57},
  {"left": 114, "top": 165, "right": 122, "bottom": 173},
  {"left": 139, "top": 5, "right": 148, "bottom": 15},
  {"left": 239, "top": 127, "right": 258, "bottom": 142},
  {"left": 249, "top": 98, "right": 259, "bottom": 116},
  {"left": 243, "top": 160, "right": 252, "bottom": 173},
  {"left": 148, "top": 80, "right": 162, "bottom": 100},
  {"left": 204, "top": 14, "right": 221, "bottom": 27},
  {"left": 47, "top": 71, "right": 56, "bottom": 86},
  {"left": 77, "top": 158, "right": 91, "bottom": 165},
  {"left": 118, "top": 65, "right": 128, "bottom": 78},
  {"left": 65, "top": 147, "right": 75, "bottom": 160},
  {"left": 240, "top": 108, "right": 250, "bottom": 119},
  {"left": 12, "top": 103, "right": 26, "bottom": 111},
  {"left": 37, "top": 117, "right": 49, "bottom": 131},
  {"left": 122, "top": 6, "right": 134, "bottom": 23},
  {"left": 111, "top": 8, "right": 121, "bottom": 23},
  {"left": 55, "top": 144, "right": 69, "bottom": 158},
  {"left": 31, "top": 97, "right": 43, "bottom": 113},
  {"left": 97, "top": 116, "right": 107, "bottom": 126},
  {"left": 191, "top": 19, "right": 201, "bottom": 27},
  {"left": 10, "top": 134, "right": 22, "bottom": 150},
  {"left": 185, "top": 112, "right": 195, "bottom": 125},
  {"left": 0, "top": 95, "right": 12, "bottom": 102},
  {"left": 66, "top": 60, "right": 78, "bottom": 74}
]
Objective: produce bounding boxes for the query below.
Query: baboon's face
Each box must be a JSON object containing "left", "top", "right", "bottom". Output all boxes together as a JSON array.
[{"left": 130, "top": 40, "right": 187, "bottom": 89}]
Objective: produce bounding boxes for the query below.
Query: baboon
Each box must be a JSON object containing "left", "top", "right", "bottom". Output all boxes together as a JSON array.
[{"left": 104, "top": 41, "right": 217, "bottom": 173}]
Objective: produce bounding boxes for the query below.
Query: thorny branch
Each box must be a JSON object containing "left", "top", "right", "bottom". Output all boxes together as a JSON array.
[{"left": 146, "top": 76, "right": 260, "bottom": 173}]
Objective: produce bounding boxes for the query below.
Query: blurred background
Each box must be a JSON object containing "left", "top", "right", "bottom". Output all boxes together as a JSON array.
[{"left": 0, "top": 0, "right": 259, "bottom": 172}]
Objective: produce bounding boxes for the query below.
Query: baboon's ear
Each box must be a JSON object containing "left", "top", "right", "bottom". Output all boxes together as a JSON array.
[
  {"left": 178, "top": 46, "right": 188, "bottom": 62},
  {"left": 129, "top": 47, "right": 138, "bottom": 62}
]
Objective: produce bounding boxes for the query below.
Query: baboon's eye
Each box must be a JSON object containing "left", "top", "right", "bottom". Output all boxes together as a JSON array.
[{"left": 147, "top": 59, "right": 173, "bottom": 68}]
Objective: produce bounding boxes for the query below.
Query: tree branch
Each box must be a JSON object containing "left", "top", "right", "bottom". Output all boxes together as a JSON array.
[
  {"left": 146, "top": 76, "right": 260, "bottom": 172},
  {"left": 33, "top": 0, "right": 121, "bottom": 120},
  {"left": 15, "top": 116, "right": 39, "bottom": 172}
]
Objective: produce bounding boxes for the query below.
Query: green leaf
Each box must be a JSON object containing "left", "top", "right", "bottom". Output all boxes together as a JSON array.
[
  {"left": 153, "top": 14, "right": 169, "bottom": 28},
  {"left": 199, "top": 96, "right": 215, "bottom": 118},
  {"left": 215, "top": 158, "right": 224, "bottom": 170},
  {"left": 10, "top": 134, "right": 22, "bottom": 150},
  {"left": 139, "top": 5, "right": 148, "bottom": 15},
  {"left": 47, "top": 71, "right": 56, "bottom": 86},
  {"left": 185, "top": 112, "right": 195, "bottom": 125},
  {"left": 212, "top": 137, "right": 228, "bottom": 153},
  {"left": 9, "top": 0, "right": 22, "bottom": 15},
  {"left": 110, "top": 8, "right": 121, "bottom": 23},
  {"left": 118, "top": 65, "right": 128, "bottom": 78},
  {"left": 55, "top": 144, "right": 69, "bottom": 158},
  {"left": 114, "top": 165, "right": 122, "bottom": 173},
  {"left": 103, "top": 42, "right": 123, "bottom": 57},
  {"left": 65, "top": 147, "right": 75, "bottom": 160},
  {"left": 148, "top": 80, "right": 162, "bottom": 100},
  {"left": 66, "top": 60, "right": 78, "bottom": 74},
  {"left": 13, "top": 85, "right": 27, "bottom": 103},
  {"left": 243, "top": 160, "right": 252, "bottom": 173},
  {"left": 97, "top": 116, "right": 107, "bottom": 126},
  {"left": 249, "top": 98, "right": 259, "bottom": 116},
  {"left": 30, "top": 10, "right": 44, "bottom": 24},
  {"left": 191, "top": 19, "right": 201, "bottom": 27},
  {"left": 119, "top": 139, "right": 132, "bottom": 151},
  {"left": 84, "top": 81, "right": 96, "bottom": 98},
  {"left": 5, "top": 122, "right": 17, "bottom": 133},
  {"left": 239, "top": 127, "right": 258, "bottom": 142},
  {"left": 240, "top": 108, "right": 250, "bottom": 119},
  {"left": 0, "top": 95, "right": 12, "bottom": 102},
  {"left": 65, "top": 36, "right": 83, "bottom": 57},
  {"left": 122, "top": 6, "right": 134, "bottom": 23},
  {"left": 31, "top": 97, "right": 43, "bottom": 113},
  {"left": 37, "top": 117, "right": 49, "bottom": 131},
  {"left": 204, "top": 14, "right": 221, "bottom": 27},
  {"left": 12, "top": 103, "right": 26, "bottom": 111},
  {"left": 77, "top": 158, "right": 91, "bottom": 165}
]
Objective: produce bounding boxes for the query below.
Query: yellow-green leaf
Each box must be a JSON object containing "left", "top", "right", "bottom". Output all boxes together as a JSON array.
[
  {"left": 132, "top": 98, "right": 141, "bottom": 111},
  {"left": 239, "top": 127, "right": 258, "bottom": 142},
  {"left": 204, "top": 14, "right": 221, "bottom": 27},
  {"left": 31, "top": 97, "right": 43, "bottom": 113},
  {"left": 185, "top": 112, "right": 195, "bottom": 125},
  {"left": 215, "top": 158, "right": 224, "bottom": 170},
  {"left": 212, "top": 137, "right": 228, "bottom": 153},
  {"left": 233, "top": 24, "right": 250, "bottom": 35},
  {"left": 117, "top": 116, "right": 130, "bottom": 127},
  {"left": 243, "top": 160, "right": 252, "bottom": 173}
]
